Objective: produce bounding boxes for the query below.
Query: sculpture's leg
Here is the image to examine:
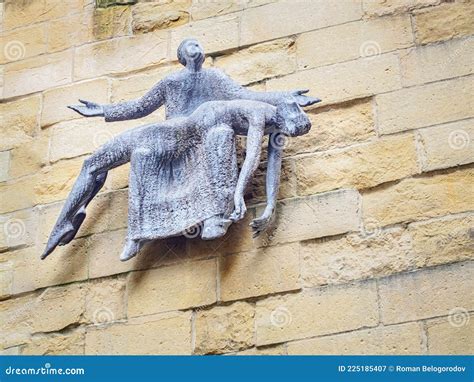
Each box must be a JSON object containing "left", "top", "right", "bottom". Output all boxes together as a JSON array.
[
  {"left": 41, "top": 138, "right": 132, "bottom": 259},
  {"left": 120, "top": 239, "right": 144, "bottom": 262},
  {"left": 201, "top": 124, "right": 236, "bottom": 240}
]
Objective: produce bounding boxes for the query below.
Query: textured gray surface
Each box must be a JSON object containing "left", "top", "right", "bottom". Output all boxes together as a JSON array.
[{"left": 42, "top": 39, "right": 320, "bottom": 261}]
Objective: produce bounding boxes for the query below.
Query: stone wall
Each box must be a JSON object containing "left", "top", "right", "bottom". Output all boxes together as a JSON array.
[{"left": 1, "top": 0, "right": 473, "bottom": 355}]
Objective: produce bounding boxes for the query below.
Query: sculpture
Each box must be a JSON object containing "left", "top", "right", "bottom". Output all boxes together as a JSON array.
[{"left": 41, "top": 39, "right": 320, "bottom": 261}]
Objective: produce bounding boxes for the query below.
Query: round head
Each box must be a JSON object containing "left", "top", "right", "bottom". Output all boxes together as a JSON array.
[
  {"left": 275, "top": 99, "right": 312, "bottom": 137},
  {"left": 177, "top": 39, "right": 205, "bottom": 69}
]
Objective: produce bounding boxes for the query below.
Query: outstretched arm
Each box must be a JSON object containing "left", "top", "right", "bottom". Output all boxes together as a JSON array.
[
  {"left": 250, "top": 133, "right": 282, "bottom": 236},
  {"left": 229, "top": 115, "right": 265, "bottom": 222},
  {"left": 68, "top": 80, "right": 166, "bottom": 122}
]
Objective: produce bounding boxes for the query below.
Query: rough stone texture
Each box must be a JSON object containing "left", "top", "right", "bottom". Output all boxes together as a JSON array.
[
  {"left": 0, "top": 24, "right": 47, "bottom": 64},
  {"left": 132, "top": 1, "right": 190, "bottom": 33},
  {"left": 295, "top": 133, "right": 419, "bottom": 195},
  {"left": 240, "top": 0, "right": 363, "bottom": 45},
  {"left": 260, "top": 190, "right": 360, "bottom": 246},
  {"left": 190, "top": 0, "right": 243, "bottom": 20},
  {"left": 409, "top": 214, "right": 474, "bottom": 268},
  {"left": 362, "top": 168, "right": 474, "bottom": 226},
  {"left": 3, "top": 50, "right": 73, "bottom": 98},
  {"left": 413, "top": 2, "right": 474, "bottom": 45},
  {"left": 285, "top": 99, "right": 375, "bottom": 156},
  {"left": 400, "top": 37, "right": 474, "bottom": 87},
  {"left": 0, "top": 176, "right": 36, "bottom": 214},
  {"left": 363, "top": 0, "right": 439, "bottom": 17},
  {"left": 427, "top": 316, "right": 474, "bottom": 355},
  {"left": 0, "top": 95, "right": 41, "bottom": 151},
  {"left": 0, "top": 151, "right": 10, "bottom": 182},
  {"left": 234, "top": 345, "right": 285, "bottom": 355},
  {"left": 215, "top": 38, "right": 296, "bottom": 85},
  {"left": 22, "top": 330, "right": 85, "bottom": 355},
  {"left": 127, "top": 259, "right": 217, "bottom": 317},
  {"left": 47, "top": 13, "right": 94, "bottom": 53},
  {"left": 417, "top": 119, "right": 474, "bottom": 172},
  {"left": 376, "top": 76, "right": 474, "bottom": 135},
  {"left": 219, "top": 243, "right": 301, "bottom": 301},
  {"left": 268, "top": 53, "right": 401, "bottom": 105},
  {"left": 301, "top": 227, "right": 413, "bottom": 287},
  {"left": 194, "top": 302, "right": 255, "bottom": 354},
  {"left": 92, "top": 5, "right": 131, "bottom": 40},
  {"left": 288, "top": 323, "right": 423, "bottom": 355},
  {"left": 0, "top": 209, "right": 38, "bottom": 251},
  {"left": 256, "top": 281, "right": 378, "bottom": 346},
  {"left": 9, "top": 130, "right": 49, "bottom": 179},
  {"left": 85, "top": 312, "right": 192, "bottom": 355},
  {"left": 41, "top": 79, "right": 109, "bottom": 127},
  {"left": 379, "top": 261, "right": 474, "bottom": 325},
  {"left": 74, "top": 31, "right": 168, "bottom": 80},
  {"left": 297, "top": 15, "right": 413, "bottom": 70}
]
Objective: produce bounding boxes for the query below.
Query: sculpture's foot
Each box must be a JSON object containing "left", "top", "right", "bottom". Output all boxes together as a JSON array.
[
  {"left": 120, "top": 239, "right": 141, "bottom": 262},
  {"left": 41, "top": 222, "right": 76, "bottom": 260},
  {"left": 59, "top": 206, "right": 87, "bottom": 246},
  {"left": 201, "top": 215, "right": 232, "bottom": 240}
]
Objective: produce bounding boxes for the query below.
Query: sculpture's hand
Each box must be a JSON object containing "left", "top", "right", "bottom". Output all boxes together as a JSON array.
[
  {"left": 291, "top": 89, "right": 322, "bottom": 107},
  {"left": 229, "top": 195, "right": 247, "bottom": 222},
  {"left": 250, "top": 206, "right": 275, "bottom": 237},
  {"left": 68, "top": 99, "right": 104, "bottom": 117}
]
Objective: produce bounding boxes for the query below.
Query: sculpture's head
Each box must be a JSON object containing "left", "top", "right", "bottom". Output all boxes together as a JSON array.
[
  {"left": 177, "top": 39, "right": 205, "bottom": 71},
  {"left": 275, "top": 99, "right": 311, "bottom": 137}
]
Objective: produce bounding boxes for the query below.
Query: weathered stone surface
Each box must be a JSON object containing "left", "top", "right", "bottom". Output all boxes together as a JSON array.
[
  {"left": 219, "top": 243, "right": 301, "bottom": 301},
  {"left": 268, "top": 53, "right": 401, "bottom": 105},
  {"left": 85, "top": 278, "right": 126, "bottom": 325},
  {"left": 363, "top": 0, "right": 439, "bottom": 17},
  {"left": 194, "top": 302, "right": 255, "bottom": 354},
  {"left": 215, "top": 38, "right": 296, "bottom": 85},
  {"left": 400, "top": 37, "right": 474, "bottom": 87},
  {"left": 256, "top": 281, "right": 378, "bottom": 345},
  {"left": 0, "top": 258, "right": 13, "bottom": 300},
  {"left": 110, "top": 64, "right": 180, "bottom": 102},
  {"left": 42, "top": 78, "right": 109, "bottom": 127},
  {"left": 0, "top": 176, "right": 35, "bottom": 214},
  {"left": 3, "top": 0, "right": 86, "bottom": 31},
  {"left": 0, "top": 151, "right": 9, "bottom": 182},
  {"left": 85, "top": 312, "right": 192, "bottom": 354},
  {"left": 295, "top": 133, "right": 418, "bottom": 195},
  {"left": 234, "top": 345, "right": 285, "bottom": 355},
  {"left": 9, "top": 243, "right": 87, "bottom": 295},
  {"left": 409, "top": 214, "right": 474, "bottom": 268},
  {"left": 0, "top": 24, "right": 47, "bottom": 64},
  {"left": 88, "top": 230, "right": 188, "bottom": 279},
  {"left": 9, "top": 129, "right": 49, "bottom": 179},
  {"left": 288, "top": 323, "right": 422, "bottom": 354},
  {"left": 427, "top": 316, "right": 474, "bottom": 355},
  {"left": 22, "top": 329, "right": 85, "bottom": 355},
  {"left": 259, "top": 190, "right": 360, "bottom": 247},
  {"left": 37, "top": 189, "right": 128, "bottom": 244},
  {"left": 379, "top": 261, "right": 474, "bottom": 325},
  {"left": 413, "top": 2, "right": 474, "bottom": 45},
  {"left": 127, "top": 259, "right": 217, "bottom": 317},
  {"left": 190, "top": 0, "right": 243, "bottom": 20},
  {"left": 4, "top": 50, "right": 73, "bottom": 97},
  {"left": 286, "top": 99, "right": 375, "bottom": 156},
  {"left": 92, "top": 5, "right": 131, "bottom": 40},
  {"left": 170, "top": 14, "right": 239, "bottom": 54},
  {"left": 74, "top": 31, "right": 168, "bottom": 80},
  {"left": 418, "top": 119, "right": 474, "bottom": 172},
  {"left": 0, "top": 95, "right": 41, "bottom": 151},
  {"left": 0, "top": 284, "right": 86, "bottom": 348},
  {"left": 241, "top": 0, "right": 363, "bottom": 45},
  {"left": 132, "top": 1, "right": 190, "bottom": 33},
  {"left": 376, "top": 76, "right": 474, "bottom": 135},
  {"left": 297, "top": 15, "right": 413, "bottom": 70},
  {"left": 301, "top": 227, "right": 413, "bottom": 287},
  {"left": 362, "top": 168, "right": 474, "bottom": 226},
  {"left": 0, "top": 209, "right": 38, "bottom": 251},
  {"left": 47, "top": 13, "right": 93, "bottom": 53}
]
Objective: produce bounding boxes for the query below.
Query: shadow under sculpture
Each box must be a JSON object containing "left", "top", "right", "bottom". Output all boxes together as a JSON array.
[{"left": 41, "top": 39, "right": 320, "bottom": 261}]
